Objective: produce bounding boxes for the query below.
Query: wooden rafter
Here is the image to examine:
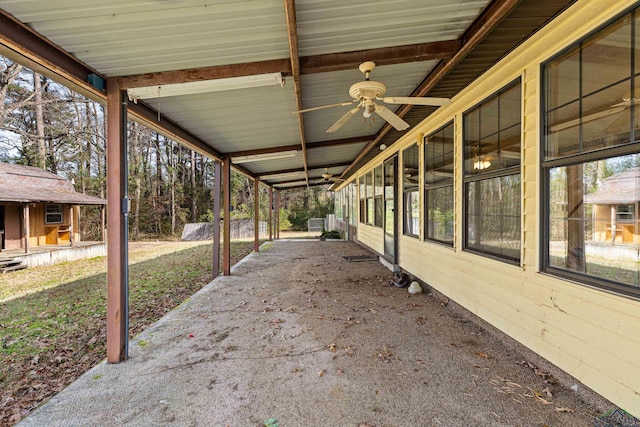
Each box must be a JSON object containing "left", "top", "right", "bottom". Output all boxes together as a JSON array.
[
  {"left": 223, "top": 136, "right": 371, "bottom": 159},
  {"left": 284, "top": 0, "right": 309, "bottom": 186},
  {"left": 258, "top": 161, "right": 352, "bottom": 179},
  {"left": 116, "top": 40, "right": 459, "bottom": 89},
  {"left": 340, "top": 0, "right": 524, "bottom": 180}
]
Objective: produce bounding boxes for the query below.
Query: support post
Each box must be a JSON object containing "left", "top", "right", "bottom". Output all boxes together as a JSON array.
[
  {"left": 106, "top": 78, "right": 129, "bottom": 363},
  {"left": 23, "top": 204, "right": 29, "bottom": 254},
  {"left": 68, "top": 204, "right": 74, "bottom": 247},
  {"left": 276, "top": 190, "right": 281, "bottom": 239},
  {"left": 212, "top": 160, "right": 222, "bottom": 279},
  {"left": 254, "top": 177, "right": 260, "bottom": 252},
  {"left": 268, "top": 186, "right": 273, "bottom": 241},
  {"left": 223, "top": 158, "right": 231, "bottom": 275}
]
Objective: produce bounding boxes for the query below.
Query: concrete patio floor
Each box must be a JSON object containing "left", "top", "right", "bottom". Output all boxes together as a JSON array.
[{"left": 18, "top": 240, "right": 610, "bottom": 427}]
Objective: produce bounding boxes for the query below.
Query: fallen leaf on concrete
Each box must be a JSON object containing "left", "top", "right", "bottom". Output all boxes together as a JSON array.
[
  {"left": 359, "top": 423, "right": 374, "bottom": 427},
  {"left": 328, "top": 342, "right": 337, "bottom": 353},
  {"left": 542, "top": 386, "right": 553, "bottom": 398},
  {"left": 318, "top": 369, "right": 325, "bottom": 377},
  {"left": 475, "top": 351, "right": 490, "bottom": 359},
  {"left": 335, "top": 368, "right": 344, "bottom": 376},
  {"left": 555, "top": 407, "right": 574, "bottom": 413},
  {"left": 264, "top": 417, "right": 280, "bottom": 427}
]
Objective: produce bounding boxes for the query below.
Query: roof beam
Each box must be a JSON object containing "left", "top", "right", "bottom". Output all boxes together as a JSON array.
[
  {"left": 284, "top": 0, "right": 309, "bottom": 187},
  {"left": 299, "top": 40, "right": 460, "bottom": 74},
  {"left": 222, "top": 136, "right": 370, "bottom": 159},
  {"left": 258, "top": 161, "right": 352, "bottom": 179},
  {"left": 116, "top": 40, "right": 461, "bottom": 89},
  {"left": 341, "top": 0, "right": 523, "bottom": 179}
]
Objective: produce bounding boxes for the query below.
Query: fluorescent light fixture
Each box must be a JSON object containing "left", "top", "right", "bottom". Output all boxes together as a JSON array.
[
  {"left": 260, "top": 171, "right": 306, "bottom": 180},
  {"left": 128, "top": 73, "right": 285, "bottom": 101},
  {"left": 232, "top": 150, "right": 299, "bottom": 164}
]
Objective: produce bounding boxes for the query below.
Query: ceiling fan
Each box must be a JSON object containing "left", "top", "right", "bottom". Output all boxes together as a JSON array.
[
  {"left": 294, "top": 61, "right": 451, "bottom": 133},
  {"left": 312, "top": 168, "right": 346, "bottom": 184}
]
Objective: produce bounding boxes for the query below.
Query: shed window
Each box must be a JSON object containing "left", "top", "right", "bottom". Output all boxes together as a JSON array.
[
  {"left": 616, "top": 204, "right": 634, "bottom": 222},
  {"left": 45, "top": 204, "right": 63, "bottom": 224},
  {"left": 542, "top": 7, "right": 640, "bottom": 298}
]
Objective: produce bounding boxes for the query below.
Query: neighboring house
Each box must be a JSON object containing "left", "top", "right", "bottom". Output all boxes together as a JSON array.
[
  {"left": 0, "top": 163, "right": 105, "bottom": 253},
  {"left": 585, "top": 168, "right": 640, "bottom": 244}
]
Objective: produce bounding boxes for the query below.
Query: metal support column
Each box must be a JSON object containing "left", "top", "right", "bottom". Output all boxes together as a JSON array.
[
  {"left": 222, "top": 158, "right": 231, "bottom": 275},
  {"left": 254, "top": 177, "right": 260, "bottom": 252},
  {"left": 106, "top": 78, "right": 129, "bottom": 363},
  {"left": 268, "top": 186, "right": 273, "bottom": 241},
  {"left": 212, "top": 160, "right": 221, "bottom": 279},
  {"left": 276, "top": 190, "right": 281, "bottom": 239}
]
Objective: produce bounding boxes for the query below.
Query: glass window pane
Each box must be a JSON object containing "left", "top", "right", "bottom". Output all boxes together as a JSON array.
[
  {"left": 546, "top": 46, "right": 580, "bottom": 110},
  {"left": 426, "top": 185, "right": 454, "bottom": 245},
  {"left": 466, "top": 174, "right": 521, "bottom": 260},
  {"left": 545, "top": 102, "right": 581, "bottom": 159},
  {"left": 581, "top": 81, "right": 632, "bottom": 151},
  {"left": 404, "top": 191, "right": 420, "bottom": 236},
  {"left": 464, "top": 81, "right": 521, "bottom": 175},
  {"left": 426, "top": 122, "right": 454, "bottom": 185},
  {"left": 374, "top": 196, "right": 383, "bottom": 227},
  {"left": 582, "top": 16, "right": 631, "bottom": 97},
  {"left": 549, "top": 154, "right": 640, "bottom": 289}
]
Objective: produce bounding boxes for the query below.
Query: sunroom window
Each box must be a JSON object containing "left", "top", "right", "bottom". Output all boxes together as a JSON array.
[
  {"left": 463, "top": 80, "right": 522, "bottom": 262},
  {"left": 403, "top": 143, "right": 420, "bottom": 237},
  {"left": 424, "top": 121, "right": 454, "bottom": 246},
  {"left": 542, "top": 8, "right": 640, "bottom": 297}
]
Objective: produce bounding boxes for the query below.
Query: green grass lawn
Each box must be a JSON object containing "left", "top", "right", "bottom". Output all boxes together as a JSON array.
[{"left": 0, "top": 240, "right": 260, "bottom": 426}]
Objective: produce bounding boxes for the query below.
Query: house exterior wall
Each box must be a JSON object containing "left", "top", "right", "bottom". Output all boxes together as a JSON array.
[
  {"left": 2, "top": 204, "right": 22, "bottom": 249},
  {"left": 342, "top": 0, "right": 640, "bottom": 415}
]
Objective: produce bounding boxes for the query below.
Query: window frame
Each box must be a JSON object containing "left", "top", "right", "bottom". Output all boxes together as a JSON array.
[
  {"left": 463, "top": 78, "right": 522, "bottom": 264},
  {"left": 424, "top": 121, "right": 455, "bottom": 246},
  {"left": 374, "top": 165, "right": 384, "bottom": 228},
  {"left": 402, "top": 143, "right": 421, "bottom": 238},
  {"left": 540, "top": 6, "right": 640, "bottom": 299},
  {"left": 45, "top": 204, "right": 64, "bottom": 225}
]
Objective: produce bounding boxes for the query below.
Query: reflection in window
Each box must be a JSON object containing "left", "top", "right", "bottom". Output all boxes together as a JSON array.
[
  {"left": 403, "top": 144, "right": 420, "bottom": 237},
  {"left": 464, "top": 80, "right": 522, "bottom": 262},
  {"left": 543, "top": 7, "right": 640, "bottom": 298},
  {"left": 45, "top": 204, "right": 63, "bottom": 224},
  {"left": 548, "top": 155, "right": 640, "bottom": 290},
  {"left": 425, "top": 121, "right": 454, "bottom": 245},
  {"left": 374, "top": 165, "right": 383, "bottom": 227}
]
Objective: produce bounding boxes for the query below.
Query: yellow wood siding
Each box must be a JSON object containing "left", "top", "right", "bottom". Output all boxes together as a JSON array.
[{"left": 352, "top": 0, "right": 640, "bottom": 414}]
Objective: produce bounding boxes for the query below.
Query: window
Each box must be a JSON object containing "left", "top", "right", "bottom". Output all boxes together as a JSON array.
[
  {"left": 45, "top": 204, "right": 63, "bottom": 224},
  {"left": 616, "top": 204, "right": 635, "bottom": 222},
  {"left": 374, "top": 165, "right": 383, "bottom": 227},
  {"left": 365, "top": 171, "right": 374, "bottom": 225},
  {"left": 464, "top": 80, "right": 522, "bottom": 262},
  {"left": 425, "top": 121, "right": 454, "bottom": 245},
  {"left": 359, "top": 175, "right": 366, "bottom": 223},
  {"left": 403, "top": 143, "right": 420, "bottom": 237},
  {"left": 542, "top": 8, "right": 640, "bottom": 297}
]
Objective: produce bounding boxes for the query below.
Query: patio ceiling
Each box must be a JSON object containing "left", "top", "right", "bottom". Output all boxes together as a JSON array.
[{"left": 0, "top": 0, "right": 575, "bottom": 189}]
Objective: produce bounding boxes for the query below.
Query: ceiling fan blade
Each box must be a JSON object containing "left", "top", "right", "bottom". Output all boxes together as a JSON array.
[
  {"left": 327, "top": 106, "right": 361, "bottom": 133},
  {"left": 293, "top": 100, "right": 356, "bottom": 114},
  {"left": 380, "top": 96, "right": 451, "bottom": 107},
  {"left": 373, "top": 103, "right": 410, "bottom": 131}
]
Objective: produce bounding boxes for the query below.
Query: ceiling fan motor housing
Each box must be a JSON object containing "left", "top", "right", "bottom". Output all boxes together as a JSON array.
[{"left": 349, "top": 80, "right": 386, "bottom": 100}]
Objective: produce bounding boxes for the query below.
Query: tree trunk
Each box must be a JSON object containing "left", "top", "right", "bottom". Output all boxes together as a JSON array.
[{"left": 33, "top": 71, "right": 46, "bottom": 169}]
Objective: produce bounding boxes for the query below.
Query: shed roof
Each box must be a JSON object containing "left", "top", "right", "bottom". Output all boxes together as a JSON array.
[
  {"left": 584, "top": 168, "right": 640, "bottom": 205},
  {"left": 0, "top": 163, "right": 106, "bottom": 205}
]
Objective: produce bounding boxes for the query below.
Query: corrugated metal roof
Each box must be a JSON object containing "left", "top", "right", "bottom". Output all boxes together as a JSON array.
[
  {"left": 296, "top": 0, "right": 488, "bottom": 56},
  {"left": 0, "top": 0, "right": 575, "bottom": 188},
  {"left": 8, "top": 0, "right": 290, "bottom": 76}
]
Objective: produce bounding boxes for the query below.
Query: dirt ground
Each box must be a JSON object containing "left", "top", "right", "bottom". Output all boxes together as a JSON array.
[{"left": 18, "top": 240, "right": 612, "bottom": 427}]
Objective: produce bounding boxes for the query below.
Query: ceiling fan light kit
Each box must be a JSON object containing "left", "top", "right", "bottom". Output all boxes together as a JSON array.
[{"left": 295, "top": 61, "right": 451, "bottom": 133}]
